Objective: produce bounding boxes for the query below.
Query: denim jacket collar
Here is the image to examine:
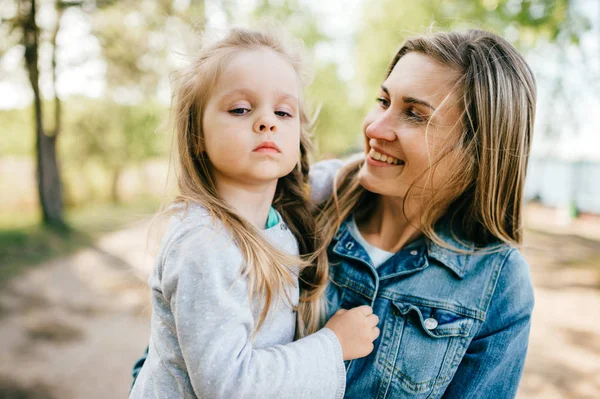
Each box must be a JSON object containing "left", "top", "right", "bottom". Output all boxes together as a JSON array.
[
  {"left": 425, "top": 225, "right": 474, "bottom": 279},
  {"left": 332, "top": 216, "right": 474, "bottom": 279}
]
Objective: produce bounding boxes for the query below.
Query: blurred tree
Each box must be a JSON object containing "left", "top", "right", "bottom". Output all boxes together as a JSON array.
[
  {"left": 91, "top": 0, "right": 205, "bottom": 101},
  {"left": 64, "top": 98, "right": 165, "bottom": 203},
  {"left": 0, "top": 0, "right": 116, "bottom": 228},
  {"left": 83, "top": 0, "right": 204, "bottom": 198},
  {"left": 5, "top": 0, "right": 68, "bottom": 229}
]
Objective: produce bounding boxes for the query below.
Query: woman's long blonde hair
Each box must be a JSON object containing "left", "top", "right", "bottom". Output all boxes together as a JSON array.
[
  {"left": 318, "top": 29, "right": 537, "bottom": 252},
  {"left": 165, "top": 27, "right": 328, "bottom": 337}
]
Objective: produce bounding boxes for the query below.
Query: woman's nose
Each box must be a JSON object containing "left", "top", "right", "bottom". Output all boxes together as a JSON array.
[
  {"left": 253, "top": 113, "right": 277, "bottom": 134},
  {"left": 365, "top": 113, "right": 396, "bottom": 142}
]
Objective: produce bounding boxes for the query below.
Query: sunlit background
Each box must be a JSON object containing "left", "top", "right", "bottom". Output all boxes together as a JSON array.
[{"left": 1, "top": 0, "right": 599, "bottom": 398}]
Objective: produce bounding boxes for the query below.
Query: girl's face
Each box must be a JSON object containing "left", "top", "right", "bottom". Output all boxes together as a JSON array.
[
  {"left": 202, "top": 49, "right": 301, "bottom": 190},
  {"left": 358, "top": 52, "right": 463, "bottom": 202}
]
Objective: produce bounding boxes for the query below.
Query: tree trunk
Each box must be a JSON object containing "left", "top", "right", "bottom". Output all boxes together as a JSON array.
[
  {"left": 22, "top": 0, "right": 66, "bottom": 229},
  {"left": 111, "top": 167, "right": 122, "bottom": 204}
]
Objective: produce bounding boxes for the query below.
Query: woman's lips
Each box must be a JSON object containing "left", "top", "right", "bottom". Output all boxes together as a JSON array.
[{"left": 368, "top": 148, "right": 404, "bottom": 165}]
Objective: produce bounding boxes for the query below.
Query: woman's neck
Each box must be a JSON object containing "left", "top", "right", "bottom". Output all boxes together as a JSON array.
[
  {"left": 215, "top": 178, "right": 278, "bottom": 229},
  {"left": 356, "top": 195, "right": 423, "bottom": 253}
]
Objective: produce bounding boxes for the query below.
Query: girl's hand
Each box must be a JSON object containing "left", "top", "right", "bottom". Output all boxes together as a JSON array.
[{"left": 324, "top": 305, "right": 380, "bottom": 361}]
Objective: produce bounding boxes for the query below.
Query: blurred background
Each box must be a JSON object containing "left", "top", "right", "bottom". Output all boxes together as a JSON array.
[{"left": 0, "top": 0, "right": 599, "bottom": 398}]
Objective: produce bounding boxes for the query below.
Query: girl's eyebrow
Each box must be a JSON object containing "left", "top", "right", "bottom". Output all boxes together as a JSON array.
[
  {"left": 220, "top": 88, "right": 255, "bottom": 102},
  {"left": 220, "top": 88, "right": 298, "bottom": 104},
  {"left": 381, "top": 84, "right": 436, "bottom": 111}
]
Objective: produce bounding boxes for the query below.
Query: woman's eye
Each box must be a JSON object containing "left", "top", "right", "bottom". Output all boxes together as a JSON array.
[
  {"left": 229, "top": 108, "right": 250, "bottom": 115},
  {"left": 376, "top": 97, "right": 390, "bottom": 108},
  {"left": 406, "top": 108, "right": 426, "bottom": 123}
]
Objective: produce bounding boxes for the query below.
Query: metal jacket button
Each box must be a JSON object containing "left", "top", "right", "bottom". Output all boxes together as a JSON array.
[{"left": 424, "top": 318, "right": 438, "bottom": 330}]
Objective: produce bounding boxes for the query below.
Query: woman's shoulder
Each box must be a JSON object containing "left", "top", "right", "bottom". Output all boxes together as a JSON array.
[
  {"left": 475, "top": 244, "right": 534, "bottom": 316},
  {"left": 497, "top": 247, "right": 534, "bottom": 304},
  {"left": 309, "top": 154, "right": 363, "bottom": 204}
]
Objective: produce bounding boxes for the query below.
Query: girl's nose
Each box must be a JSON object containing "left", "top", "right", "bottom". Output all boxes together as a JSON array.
[{"left": 253, "top": 114, "right": 277, "bottom": 134}]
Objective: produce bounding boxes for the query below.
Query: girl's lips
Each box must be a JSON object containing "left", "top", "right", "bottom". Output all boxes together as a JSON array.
[
  {"left": 253, "top": 147, "right": 280, "bottom": 154},
  {"left": 253, "top": 141, "right": 281, "bottom": 153}
]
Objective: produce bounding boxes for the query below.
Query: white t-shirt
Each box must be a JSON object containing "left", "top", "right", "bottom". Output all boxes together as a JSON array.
[{"left": 347, "top": 217, "right": 396, "bottom": 268}]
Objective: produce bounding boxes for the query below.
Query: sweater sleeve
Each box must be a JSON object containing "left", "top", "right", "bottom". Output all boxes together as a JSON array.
[
  {"left": 161, "top": 226, "right": 346, "bottom": 399},
  {"left": 308, "top": 159, "right": 345, "bottom": 205}
]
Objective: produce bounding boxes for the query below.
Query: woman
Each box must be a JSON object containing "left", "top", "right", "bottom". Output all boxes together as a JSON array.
[
  {"left": 311, "top": 29, "right": 535, "bottom": 398},
  {"left": 133, "top": 28, "right": 535, "bottom": 398}
]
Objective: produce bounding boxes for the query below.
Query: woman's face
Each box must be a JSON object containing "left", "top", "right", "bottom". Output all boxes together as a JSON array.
[{"left": 358, "top": 52, "right": 464, "bottom": 202}]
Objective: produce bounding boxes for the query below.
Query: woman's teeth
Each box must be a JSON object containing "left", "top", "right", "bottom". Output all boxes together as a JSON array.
[{"left": 369, "top": 149, "right": 403, "bottom": 165}]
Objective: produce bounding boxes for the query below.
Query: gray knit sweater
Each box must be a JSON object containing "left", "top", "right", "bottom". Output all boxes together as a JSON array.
[{"left": 129, "top": 202, "right": 345, "bottom": 399}]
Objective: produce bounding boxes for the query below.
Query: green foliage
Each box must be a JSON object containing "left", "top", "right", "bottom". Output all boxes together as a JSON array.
[
  {"left": 91, "top": 0, "right": 205, "bottom": 99},
  {"left": 251, "top": 0, "right": 325, "bottom": 48},
  {"left": 308, "top": 63, "right": 363, "bottom": 157},
  {"left": 0, "top": 107, "right": 34, "bottom": 156},
  {"left": 56, "top": 97, "right": 168, "bottom": 203},
  {"left": 61, "top": 98, "right": 167, "bottom": 168}
]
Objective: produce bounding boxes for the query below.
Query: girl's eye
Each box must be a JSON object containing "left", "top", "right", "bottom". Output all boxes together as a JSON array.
[
  {"left": 275, "top": 110, "right": 292, "bottom": 118},
  {"left": 229, "top": 108, "right": 250, "bottom": 115},
  {"left": 376, "top": 97, "right": 390, "bottom": 108}
]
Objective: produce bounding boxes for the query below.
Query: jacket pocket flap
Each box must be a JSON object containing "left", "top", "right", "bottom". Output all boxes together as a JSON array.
[{"left": 392, "top": 301, "right": 475, "bottom": 338}]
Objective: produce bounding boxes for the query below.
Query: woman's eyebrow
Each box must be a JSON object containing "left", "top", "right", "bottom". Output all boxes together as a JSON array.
[
  {"left": 381, "top": 84, "right": 436, "bottom": 111},
  {"left": 403, "top": 96, "right": 436, "bottom": 111}
]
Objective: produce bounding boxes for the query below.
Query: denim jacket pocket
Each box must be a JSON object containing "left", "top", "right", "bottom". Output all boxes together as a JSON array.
[{"left": 380, "top": 300, "right": 476, "bottom": 397}]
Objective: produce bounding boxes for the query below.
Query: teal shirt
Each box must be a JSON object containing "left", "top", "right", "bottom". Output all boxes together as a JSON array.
[{"left": 265, "top": 207, "right": 279, "bottom": 229}]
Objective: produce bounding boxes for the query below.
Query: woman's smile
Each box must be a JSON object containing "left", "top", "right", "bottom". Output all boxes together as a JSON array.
[{"left": 367, "top": 148, "right": 404, "bottom": 165}]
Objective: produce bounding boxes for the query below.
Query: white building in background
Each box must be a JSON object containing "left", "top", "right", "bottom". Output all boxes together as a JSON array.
[{"left": 523, "top": 0, "right": 600, "bottom": 214}]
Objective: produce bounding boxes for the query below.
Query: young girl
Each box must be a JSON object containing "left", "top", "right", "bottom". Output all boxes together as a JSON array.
[{"left": 129, "top": 28, "right": 380, "bottom": 398}]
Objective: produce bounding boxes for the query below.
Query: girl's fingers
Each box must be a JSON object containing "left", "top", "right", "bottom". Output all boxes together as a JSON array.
[
  {"left": 356, "top": 305, "right": 373, "bottom": 316},
  {"left": 373, "top": 326, "right": 380, "bottom": 340},
  {"left": 367, "top": 313, "right": 379, "bottom": 326}
]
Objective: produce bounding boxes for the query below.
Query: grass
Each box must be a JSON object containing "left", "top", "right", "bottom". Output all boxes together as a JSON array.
[
  {"left": 0, "top": 199, "right": 161, "bottom": 285},
  {"left": 26, "top": 320, "right": 84, "bottom": 343},
  {"left": 0, "top": 376, "right": 56, "bottom": 399}
]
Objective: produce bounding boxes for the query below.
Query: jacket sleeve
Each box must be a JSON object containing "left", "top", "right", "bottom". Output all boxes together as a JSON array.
[
  {"left": 440, "top": 250, "right": 535, "bottom": 399},
  {"left": 161, "top": 227, "right": 346, "bottom": 399}
]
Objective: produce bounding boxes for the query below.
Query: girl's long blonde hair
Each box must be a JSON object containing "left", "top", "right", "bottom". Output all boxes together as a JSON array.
[
  {"left": 317, "top": 29, "right": 537, "bottom": 253},
  {"left": 166, "top": 27, "right": 328, "bottom": 337}
]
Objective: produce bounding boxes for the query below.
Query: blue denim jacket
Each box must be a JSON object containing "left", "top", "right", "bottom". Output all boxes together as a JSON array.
[{"left": 326, "top": 216, "right": 534, "bottom": 399}]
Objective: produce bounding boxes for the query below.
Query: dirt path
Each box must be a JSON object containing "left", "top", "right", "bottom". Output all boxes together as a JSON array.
[
  {"left": 0, "top": 213, "right": 599, "bottom": 398},
  {"left": 517, "top": 214, "right": 600, "bottom": 398},
  {"left": 0, "top": 220, "right": 154, "bottom": 399}
]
